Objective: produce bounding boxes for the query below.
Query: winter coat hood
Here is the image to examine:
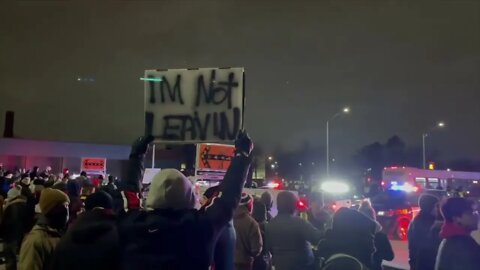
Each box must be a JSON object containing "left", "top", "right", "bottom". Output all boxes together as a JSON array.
[
  {"left": 333, "top": 207, "right": 376, "bottom": 234},
  {"left": 69, "top": 210, "right": 117, "bottom": 242},
  {"left": 51, "top": 209, "right": 119, "bottom": 270},
  {"left": 146, "top": 169, "right": 196, "bottom": 210}
]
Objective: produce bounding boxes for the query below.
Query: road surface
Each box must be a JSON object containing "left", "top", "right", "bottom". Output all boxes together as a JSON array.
[{"left": 383, "top": 240, "right": 409, "bottom": 270}]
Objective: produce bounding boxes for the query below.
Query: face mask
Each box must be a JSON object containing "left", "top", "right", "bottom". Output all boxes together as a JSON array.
[{"left": 46, "top": 204, "right": 69, "bottom": 230}]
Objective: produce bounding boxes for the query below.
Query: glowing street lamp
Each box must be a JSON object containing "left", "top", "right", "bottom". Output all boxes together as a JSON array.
[
  {"left": 422, "top": 121, "right": 446, "bottom": 169},
  {"left": 326, "top": 106, "right": 350, "bottom": 177}
]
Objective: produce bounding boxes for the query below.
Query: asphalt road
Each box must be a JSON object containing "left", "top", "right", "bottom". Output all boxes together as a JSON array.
[{"left": 383, "top": 240, "right": 409, "bottom": 270}]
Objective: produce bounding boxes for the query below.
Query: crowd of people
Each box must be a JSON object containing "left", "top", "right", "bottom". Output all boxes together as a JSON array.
[
  {"left": 0, "top": 133, "right": 478, "bottom": 270},
  {"left": 408, "top": 193, "right": 480, "bottom": 270}
]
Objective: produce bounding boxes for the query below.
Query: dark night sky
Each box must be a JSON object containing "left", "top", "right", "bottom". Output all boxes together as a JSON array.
[{"left": 0, "top": 0, "right": 479, "bottom": 162}]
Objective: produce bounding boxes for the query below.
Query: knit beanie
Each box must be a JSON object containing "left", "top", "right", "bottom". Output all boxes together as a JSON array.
[
  {"left": 240, "top": 192, "right": 253, "bottom": 206},
  {"left": 239, "top": 192, "right": 253, "bottom": 212},
  {"left": 39, "top": 188, "right": 70, "bottom": 215},
  {"left": 85, "top": 191, "right": 113, "bottom": 211},
  {"left": 419, "top": 194, "right": 439, "bottom": 212},
  {"left": 146, "top": 169, "right": 196, "bottom": 210}
]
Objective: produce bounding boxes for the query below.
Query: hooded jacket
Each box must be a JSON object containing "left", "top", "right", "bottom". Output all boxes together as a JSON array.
[
  {"left": 118, "top": 155, "right": 252, "bottom": 270},
  {"left": 233, "top": 206, "right": 263, "bottom": 268},
  {"left": 408, "top": 211, "right": 439, "bottom": 270},
  {"left": 18, "top": 216, "right": 62, "bottom": 270},
  {"left": 434, "top": 222, "right": 480, "bottom": 270},
  {"left": 317, "top": 208, "right": 376, "bottom": 269},
  {"left": 266, "top": 213, "right": 322, "bottom": 270},
  {"left": 1, "top": 196, "right": 31, "bottom": 243},
  {"left": 407, "top": 192, "right": 440, "bottom": 270},
  {"left": 51, "top": 209, "right": 119, "bottom": 270}
]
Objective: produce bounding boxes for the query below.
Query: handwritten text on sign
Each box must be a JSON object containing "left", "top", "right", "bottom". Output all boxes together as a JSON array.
[{"left": 144, "top": 68, "right": 244, "bottom": 142}]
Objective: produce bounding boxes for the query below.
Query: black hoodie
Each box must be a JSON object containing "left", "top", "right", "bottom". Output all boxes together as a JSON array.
[
  {"left": 51, "top": 209, "right": 119, "bottom": 270},
  {"left": 317, "top": 208, "right": 376, "bottom": 269}
]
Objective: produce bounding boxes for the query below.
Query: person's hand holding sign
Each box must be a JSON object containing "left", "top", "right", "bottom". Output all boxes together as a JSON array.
[{"left": 234, "top": 130, "right": 253, "bottom": 158}]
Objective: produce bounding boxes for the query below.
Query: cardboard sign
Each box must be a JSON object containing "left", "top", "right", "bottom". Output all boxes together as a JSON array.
[
  {"left": 81, "top": 158, "right": 106, "bottom": 171},
  {"left": 142, "top": 168, "right": 161, "bottom": 184},
  {"left": 144, "top": 67, "right": 244, "bottom": 143},
  {"left": 195, "top": 143, "right": 235, "bottom": 180}
]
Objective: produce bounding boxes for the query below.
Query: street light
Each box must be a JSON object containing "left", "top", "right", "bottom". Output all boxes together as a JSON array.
[
  {"left": 422, "top": 121, "right": 446, "bottom": 169},
  {"left": 326, "top": 106, "right": 350, "bottom": 177}
]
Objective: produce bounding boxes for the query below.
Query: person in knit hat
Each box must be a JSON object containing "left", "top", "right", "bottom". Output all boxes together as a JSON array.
[
  {"left": 118, "top": 131, "right": 254, "bottom": 270},
  {"left": 233, "top": 193, "right": 263, "bottom": 270},
  {"left": 407, "top": 194, "right": 440, "bottom": 270},
  {"left": 18, "top": 188, "right": 69, "bottom": 270},
  {"left": 266, "top": 191, "right": 323, "bottom": 270}
]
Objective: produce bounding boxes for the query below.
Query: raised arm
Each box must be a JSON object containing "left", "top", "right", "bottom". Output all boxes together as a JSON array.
[
  {"left": 202, "top": 131, "right": 253, "bottom": 228},
  {"left": 121, "top": 136, "right": 153, "bottom": 210}
]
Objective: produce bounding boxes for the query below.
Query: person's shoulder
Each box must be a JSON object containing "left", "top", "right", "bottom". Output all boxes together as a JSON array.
[
  {"left": 443, "top": 235, "right": 480, "bottom": 253},
  {"left": 23, "top": 226, "right": 51, "bottom": 247}
]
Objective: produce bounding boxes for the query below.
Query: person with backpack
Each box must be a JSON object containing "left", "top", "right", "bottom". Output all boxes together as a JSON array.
[
  {"left": 266, "top": 191, "right": 323, "bottom": 270},
  {"left": 233, "top": 193, "right": 263, "bottom": 270},
  {"left": 118, "top": 132, "right": 253, "bottom": 270}
]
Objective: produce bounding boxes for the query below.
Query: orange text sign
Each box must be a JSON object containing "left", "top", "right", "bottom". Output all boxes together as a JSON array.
[
  {"left": 196, "top": 144, "right": 235, "bottom": 180},
  {"left": 81, "top": 158, "right": 107, "bottom": 171}
]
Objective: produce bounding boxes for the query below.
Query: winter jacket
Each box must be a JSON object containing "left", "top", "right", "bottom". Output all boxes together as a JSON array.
[
  {"left": 411, "top": 220, "right": 442, "bottom": 270},
  {"left": 252, "top": 221, "right": 271, "bottom": 270},
  {"left": 435, "top": 223, "right": 480, "bottom": 270},
  {"left": 51, "top": 209, "right": 119, "bottom": 270},
  {"left": 213, "top": 220, "right": 236, "bottom": 270},
  {"left": 18, "top": 218, "right": 62, "bottom": 270},
  {"left": 266, "top": 213, "right": 322, "bottom": 270},
  {"left": 408, "top": 211, "right": 436, "bottom": 270},
  {"left": 372, "top": 232, "right": 394, "bottom": 270},
  {"left": 0, "top": 196, "right": 31, "bottom": 245},
  {"left": 233, "top": 207, "right": 263, "bottom": 269},
  {"left": 19, "top": 182, "right": 36, "bottom": 221},
  {"left": 118, "top": 154, "right": 252, "bottom": 270},
  {"left": 317, "top": 208, "right": 376, "bottom": 269}
]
